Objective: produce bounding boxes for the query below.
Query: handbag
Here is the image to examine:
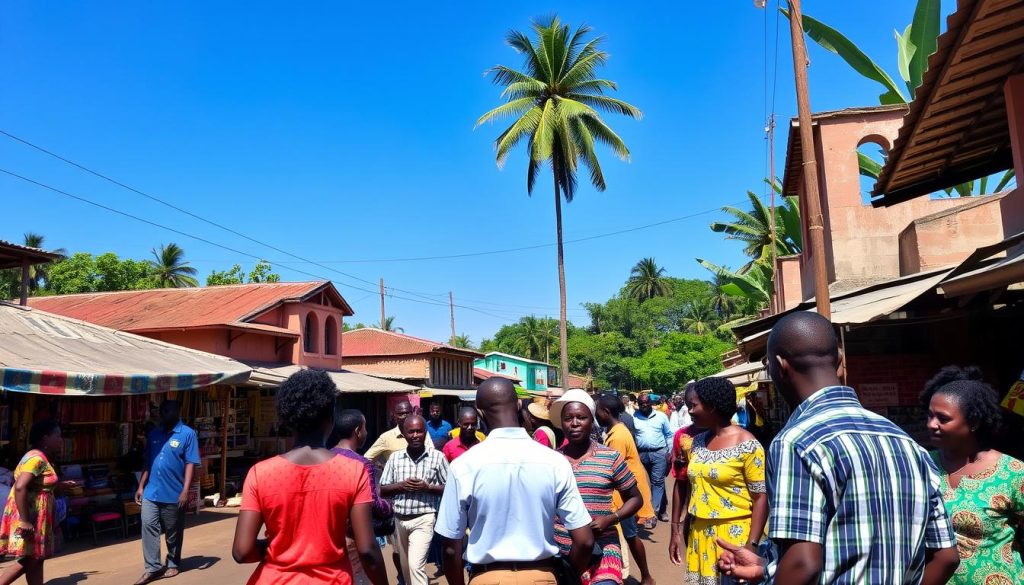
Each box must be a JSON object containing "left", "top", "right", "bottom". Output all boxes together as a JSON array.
[{"left": 551, "top": 555, "right": 583, "bottom": 585}]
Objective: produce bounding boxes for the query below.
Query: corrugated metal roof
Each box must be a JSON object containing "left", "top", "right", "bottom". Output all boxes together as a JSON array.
[
  {"left": 473, "top": 368, "right": 521, "bottom": 383},
  {"left": 342, "top": 328, "right": 483, "bottom": 358},
  {"left": 27, "top": 281, "right": 350, "bottom": 331},
  {"left": 0, "top": 303, "right": 250, "bottom": 394},
  {"left": 0, "top": 240, "right": 63, "bottom": 270},
  {"left": 873, "top": 0, "right": 1024, "bottom": 205},
  {"left": 243, "top": 362, "right": 418, "bottom": 394}
]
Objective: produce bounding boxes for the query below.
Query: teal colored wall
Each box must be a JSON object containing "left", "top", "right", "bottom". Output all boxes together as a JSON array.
[{"left": 474, "top": 354, "right": 549, "bottom": 391}]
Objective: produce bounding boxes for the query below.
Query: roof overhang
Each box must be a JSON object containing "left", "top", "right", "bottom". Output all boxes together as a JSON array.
[
  {"left": 0, "top": 240, "right": 62, "bottom": 270},
  {"left": 131, "top": 322, "right": 300, "bottom": 339},
  {"left": 243, "top": 362, "right": 419, "bottom": 393},
  {"left": 937, "top": 229, "right": 1024, "bottom": 296},
  {"left": 872, "top": 0, "right": 1024, "bottom": 206}
]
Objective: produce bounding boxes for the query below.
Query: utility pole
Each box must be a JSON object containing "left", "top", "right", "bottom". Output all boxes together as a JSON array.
[
  {"left": 379, "top": 277, "right": 386, "bottom": 329},
  {"left": 448, "top": 291, "right": 456, "bottom": 345},
  {"left": 787, "top": 0, "right": 831, "bottom": 318},
  {"left": 767, "top": 114, "right": 778, "bottom": 315}
]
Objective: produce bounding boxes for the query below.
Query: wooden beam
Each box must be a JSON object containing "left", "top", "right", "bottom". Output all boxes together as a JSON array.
[{"left": 19, "top": 260, "right": 29, "bottom": 306}]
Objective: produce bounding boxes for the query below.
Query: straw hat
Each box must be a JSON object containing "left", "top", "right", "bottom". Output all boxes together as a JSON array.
[
  {"left": 527, "top": 398, "right": 550, "bottom": 421},
  {"left": 549, "top": 389, "right": 597, "bottom": 429}
]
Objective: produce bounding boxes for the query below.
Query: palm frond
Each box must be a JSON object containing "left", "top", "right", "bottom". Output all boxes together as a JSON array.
[
  {"left": 476, "top": 97, "right": 538, "bottom": 128},
  {"left": 494, "top": 105, "right": 543, "bottom": 166},
  {"left": 566, "top": 94, "right": 642, "bottom": 119},
  {"left": 572, "top": 117, "right": 605, "bottom": 191},
  {"left": 580, "top": 116, "right": 630, "bottom": 160},
  {"left": 569, "top": 79, "right": 618, "bottom": 95}
]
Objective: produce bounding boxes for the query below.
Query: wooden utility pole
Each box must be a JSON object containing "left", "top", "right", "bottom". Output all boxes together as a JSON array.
[
  {"left": 767, "top": 114, "right": 778, "bottom": 315},
  {"left": 448, "top": 291, "right": 456, "bottom": 345},
  {"left": 379, "top": 278, "right": 386, "bottom": 329},
  {"left": 787, "top": 0, "right": 831, "bottom": 318}
]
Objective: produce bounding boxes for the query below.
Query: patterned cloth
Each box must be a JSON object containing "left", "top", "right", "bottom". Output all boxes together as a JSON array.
[
  {"left": 929, "top": 452, "right": 1024, "bottom": 585},
  {"left": 380, "top": 448, "right": 448, "bottom": 516},
  {"left": 765, "top": 386, "right": 956, "bottom": 585},
  {"left": 332, "top": 448, "right": 392, "bottom": 520},
  {"left": 554, "top": 442, "right": 637, "bottom": 585},
  {"left": 683, "top": 432, "right": 766, "bottom": 583},
  {"left": 0, "top": 450, "right": 58, "bottom": 559}
]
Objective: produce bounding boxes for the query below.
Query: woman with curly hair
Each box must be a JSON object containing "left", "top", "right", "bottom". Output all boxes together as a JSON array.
[
  {"left": 923, "top": 366, "right": 1024, "bottom": 585},
  {"left": 232, "top": 370, "right": 387, "bottom": 585},
  {"left": 668, "top": 377, "right": 766, "bottom": 585}
]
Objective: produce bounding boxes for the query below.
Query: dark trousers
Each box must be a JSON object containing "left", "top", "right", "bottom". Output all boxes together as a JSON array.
[{"left": 142, "top": 499, "right": 186, "bottom": 573}]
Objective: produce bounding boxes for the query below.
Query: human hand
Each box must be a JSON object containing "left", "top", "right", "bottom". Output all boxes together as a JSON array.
[
  {"left": 57, "top": 480, "right": 79, "bottom": 492},
  {"left": 404, "top": 478, "right": 427, "bottom": 492},
  {"left": 134, "top": 487, "right": 144, "bottom": 505},
  {"left": 590, "top": 516, "right": 613, "bottom": 533},
  {"left": 716, "top": 538, "right": 765, "bottom": 583},
  {"left": 177, "top": 490, "right": 189, "bottom": 509},
  {"left": 669, "top": 530, "right": 683, "bottom": 566}
]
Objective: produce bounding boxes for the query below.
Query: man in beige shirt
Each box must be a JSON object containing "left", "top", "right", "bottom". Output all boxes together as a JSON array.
[{"left": 365, "top": 401, "right": 435, "bottom": 468}]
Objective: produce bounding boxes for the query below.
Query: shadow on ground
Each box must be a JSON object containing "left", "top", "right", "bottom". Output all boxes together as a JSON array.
[
  {"left": 46, "top": 571, "right": 98, "bottom": 585},
  {"left": 57, "top": 509, "right": 238, "bottom": 557}
]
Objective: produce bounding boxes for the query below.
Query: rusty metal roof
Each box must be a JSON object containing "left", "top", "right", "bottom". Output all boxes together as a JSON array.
[
  {"left": 342, "top": 328, "right": 483, "bottom": 358},
  {"left": 872, "top": 0, "right": 1024, "bottom": 205},
  {"left": 781, "top": 105, "right": 909, "bottom": 196},
  {"left": 0, "top": 239, "right": 63, "bottom": 270},
  {"left": 27, "top": 281, "right": 352, "bottom": 332}
]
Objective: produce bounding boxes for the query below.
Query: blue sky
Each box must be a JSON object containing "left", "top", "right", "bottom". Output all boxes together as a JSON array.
[{"left": 1, "top": 1, "right": 955, "bottom": 344}]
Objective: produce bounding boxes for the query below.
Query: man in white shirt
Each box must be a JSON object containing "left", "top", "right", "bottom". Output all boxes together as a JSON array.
[
  {"left": 668, "top": 391, "right": 692, "bottom": 432},
  {"left": 435, "top": 378, "right": 594, "bottom": 585}
]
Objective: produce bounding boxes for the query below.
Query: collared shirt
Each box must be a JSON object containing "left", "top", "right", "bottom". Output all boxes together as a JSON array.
[
  {"left": 143, "top": 421, "right": 200, "bottom": 504},
  {"left": 669, "top": 407, "right": 692, "bottom": 432},
  {"left": 632, "top": 409, "right": 673, "bottom": 451},
  {"left": 435, "top": 427, "right": 591, "bottom": 564},
  {"left": 441, "top": 435, "right": 482, "bottom": 462},
  {"left": 363, "top": 426, "right": 434, "bottom": 468},
  {"left": 381, "top": 448, "right": 449, "bottom": 516},
  {"left": 765, "top": 386, "right": 955, "bottom": 585},
  {"left": 426, "top": 419, "right": 453, "bottom": 446},
  {"left": 618, "top": 412, "right": 637, "bottom": 438}
]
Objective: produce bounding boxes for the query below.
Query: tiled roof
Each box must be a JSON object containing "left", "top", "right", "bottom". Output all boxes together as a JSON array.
[
  {"left": 342, "top": 328, "right": 483, "bottom": 358},
  {"left": 27, "top": 281, "right": 351, "bottom": 332}
]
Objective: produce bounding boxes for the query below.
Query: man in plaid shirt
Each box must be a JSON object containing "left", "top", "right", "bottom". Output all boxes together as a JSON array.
[
  {"left": 717, "top": 313, "right": 959, "bottom": 584},
  {"left": 381, "top": 415, "right": 449, "bottom": 585}
]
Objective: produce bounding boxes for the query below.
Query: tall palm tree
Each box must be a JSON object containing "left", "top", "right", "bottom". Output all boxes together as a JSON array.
[
  {"left": 148, "top": 243, "right": 198, "bottom": 288},
  {"left": 681, "top": 297, "right": 719, "bottom": 335},
  {"left": 478, "top": 15, "right": 641, "bottom": 392},
  {"left": 21, "top": 232, "right": 66, "bottom": 291},
  {"left": 452, "top": 334, "right": 473, "bottom": 349},
  {"left": 625, "top": 258, "right": 673, "bottom": 302},
  {"left": 381, "top": 316, "right": 404, "bottom": 333}
]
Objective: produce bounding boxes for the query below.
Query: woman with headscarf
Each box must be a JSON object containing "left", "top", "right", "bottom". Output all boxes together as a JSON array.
[{"left": 551, "top": 390, "right": 643, "bottom": 585}]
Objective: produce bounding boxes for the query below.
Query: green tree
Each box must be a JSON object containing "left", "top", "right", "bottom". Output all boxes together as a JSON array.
[
  {"left": 710, "top": 185, "right": 802, "bottom": 272},
  {"left": 43, "top": 252, "right": 151, "bottom": 295},
  {"left": 624, "top": 258, "right": 674, "bottom": 302},
  {"left": 206, "top": 260, "right": 281, "bottom": 286},
  {"left": 625, "top": 332, "right": 729, "bottom": 393},
  {"left": 478, "top": 15, "right": 641, "bottom": 389},
  {"left": 21, "top": 232, "right": 66, "bottom": 291},
  {"left": 697, "top": 259, "right": 773, "bottom": 314},
  {"left": 148, "top": 243, "right": 198, "bottom": 288},
  {"left": 452, "top": 334, "right": 473, "bottom": 349},
  {"left": 680, "top": 297, "right": 720, "bottom": 336},
  {"left": 381, "top": 316, "right": 403, "bottom": 333},
  {"left": 566, "top": 331, "right": 639, "bottom": 390},
  {"left": 248, "top": 260, "right": 281, "bottom": 283},
  {"left": 789, "top": 1, "right": 1015, "bottom": 194}
]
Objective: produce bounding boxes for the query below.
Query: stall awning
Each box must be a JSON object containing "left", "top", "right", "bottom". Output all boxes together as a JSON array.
[
  {"left": 245, "top": 362, "right": 419, "bottom": 394},
  {"left": 420, "top": 387, "right": 477, "bottom": 401},
  {"left": 714, "top": 361, "right": 768, "bottom": 385},
  {"left": 938, "top": 230, "right": 1024, "bottom": 297},
  {"left": 0, "top": 303, "right": 251, "bottom": 395}
]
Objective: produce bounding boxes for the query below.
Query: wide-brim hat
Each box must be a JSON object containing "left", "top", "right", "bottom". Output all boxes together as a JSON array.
[
  {"left": 550, "top": 389, "right": 596, "bottom": 429},
  {"left": 527, "top": 400, "right": 550, "bottom": 421}
]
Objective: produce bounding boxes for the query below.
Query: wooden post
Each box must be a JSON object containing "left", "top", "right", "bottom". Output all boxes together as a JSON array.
[
  {"left": 219, "top": 389, "right": 229, "bottom": 503},
  {"left": 379, "top": 278, "right": 386, "bottom": 329},
  {"left": 788, "top": 0, "right": 831, "bottom": 318},
  {"left": 19, "top": 260, "right": 30, "bottom": 306},
  {"left": 767, "top": 115, "right": 778, "bottom": 314},
  {"left": 449, "top": 291, "right": 456, "bottom": 345}
]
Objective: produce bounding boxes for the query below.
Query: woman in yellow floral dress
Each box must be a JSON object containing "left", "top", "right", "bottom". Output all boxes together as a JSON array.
[
  {"left": 923, "top": 366, "right": 1024, "bottom": 585},
  {"left": 670, "top": 377, "right": 767, "bottom": 585},
  {"left": 0, "top": 421, "right": 76, "bottom": 585}
]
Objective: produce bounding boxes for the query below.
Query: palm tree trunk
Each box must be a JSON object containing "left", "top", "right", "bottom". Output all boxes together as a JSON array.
[{"left": 553, "top": 169, "right": 570, "bottom": 391}]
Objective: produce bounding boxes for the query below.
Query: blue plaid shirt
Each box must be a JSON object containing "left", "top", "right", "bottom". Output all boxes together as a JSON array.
[{"left": 764, "top": 386, "right": 955, "bottom": 584}]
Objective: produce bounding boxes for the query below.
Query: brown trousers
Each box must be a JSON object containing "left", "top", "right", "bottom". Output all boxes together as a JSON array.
[{"left": 469, "top": 568, "right": 558, "bottom": 585}]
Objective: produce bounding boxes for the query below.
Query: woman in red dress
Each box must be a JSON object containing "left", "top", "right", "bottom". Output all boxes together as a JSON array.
[{"left": 232, "top": 370, "right": 387, "bottom": 585}]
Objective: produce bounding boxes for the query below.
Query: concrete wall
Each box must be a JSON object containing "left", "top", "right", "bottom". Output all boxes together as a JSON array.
[
  {"left": 146, "top": 329, "right": 285, "bottom": 363},
  {"left": 1004, "top": 75, "right": 1024, "bottom": 239},
  {"left": 898, "top": 196, "right": 1006, "bottom": 275},
  {"left": 282, "top": 302, "right": 343, "bottom": 369},
  {"left": 793, "top": 108, "right": 1004, "bottom": 300},
  {"left": 475, "top": 355, "right": 548, "bottom": 390},
  {"left": 774, "top": 255, "right": 803, "bottom": 312},
  {"left": 344, "top": 356, "right": 429, "bottom": 380}
]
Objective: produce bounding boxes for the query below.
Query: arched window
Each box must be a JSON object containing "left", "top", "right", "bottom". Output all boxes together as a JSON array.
[
  {"left": 304, "top": 312, "right": 319, "bottom": 354},
  {"left": 324, "top": 316, "right": 338, "bottom": 355},
  {"left": 857, "top": 135, "right": 891, "bottom": 205}
]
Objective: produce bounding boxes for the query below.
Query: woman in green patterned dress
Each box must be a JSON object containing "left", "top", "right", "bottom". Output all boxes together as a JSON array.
[{"left": 923, "top": 366, "right": 1024, "bottom": 585}]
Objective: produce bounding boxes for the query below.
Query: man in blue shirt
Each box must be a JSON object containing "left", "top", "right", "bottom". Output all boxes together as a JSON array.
[
  {"left": 632, "top": 393, "right": 673, "bottom": 526},
  {"left": 425, "top": 402, "right": 453, "bottom": 449},
  {"left": 134, "top": 400, "right": 200, "bottom": 584}
]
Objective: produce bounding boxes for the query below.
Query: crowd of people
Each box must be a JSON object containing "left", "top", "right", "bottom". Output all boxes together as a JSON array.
[{"left": 0, "top": 313, "right": 1020, "bottom": 585}]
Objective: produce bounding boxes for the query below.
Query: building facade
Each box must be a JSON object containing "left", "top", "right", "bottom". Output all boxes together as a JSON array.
[{"left": 474, "top": 352, "right": 552, "bottom": 391}]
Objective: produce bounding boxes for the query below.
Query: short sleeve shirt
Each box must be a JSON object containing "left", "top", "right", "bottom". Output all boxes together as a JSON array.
[
  {"left": 144, "top": 421, "right": 200, "bottom": 504},
  {"left": 240, "top": 455, "right": 372, "bottom": 585}
]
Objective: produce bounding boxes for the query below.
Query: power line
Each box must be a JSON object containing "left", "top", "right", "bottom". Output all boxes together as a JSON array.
[{"left": 0, "top": 167, "right": 565, "bottom": 321}]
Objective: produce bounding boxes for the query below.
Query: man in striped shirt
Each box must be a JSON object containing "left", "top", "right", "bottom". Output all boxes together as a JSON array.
[{"left": 718, "top": 312, "right": 959, "bottom": 584}]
